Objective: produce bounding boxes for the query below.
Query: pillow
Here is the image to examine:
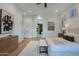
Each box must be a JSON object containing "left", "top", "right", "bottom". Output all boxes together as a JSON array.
[{"left": 64, "top": 33, "right": 74, "bottom": 37}]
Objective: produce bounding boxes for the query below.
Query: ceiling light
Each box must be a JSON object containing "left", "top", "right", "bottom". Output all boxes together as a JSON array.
[
  {"left": 56, "top": 10, "right": 58, "bottom": 13},
  {"left": 36, "top": 15, "right": 42, "bottom": 19},
  {"left": 28, "top": 10, "right": 32, "bottom": 13},
  {"left": 23, "top": 12, "right": 27, "bottom": 15}
]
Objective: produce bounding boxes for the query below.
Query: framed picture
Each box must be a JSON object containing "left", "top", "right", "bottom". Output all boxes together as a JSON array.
[
  {"left": 71, "top": 8, "right": 77, "bottom": 17},
  {"left": 48, "top": 22, "right": 55, "bottom": 31},
  {"left": 0, "top": 9, "right": 14, "bottom": 34}
]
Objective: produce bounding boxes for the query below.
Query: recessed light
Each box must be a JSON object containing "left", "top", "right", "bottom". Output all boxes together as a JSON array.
[
  {"left": 23, "top": 12, "right": 27, "bottom": 15},
  {"left": 28, "top": 10, "right": 32, "bottom": 13},
  {"left": 36, "top": 15, "right": 42, "bottom": 19},
  {"left": 56, "top": 10, "right": 58, "bottom": 13}
]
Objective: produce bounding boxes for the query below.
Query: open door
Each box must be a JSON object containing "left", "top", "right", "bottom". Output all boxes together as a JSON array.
[{"left": 37, "top": 24, "right": 43, "bottom": 35}]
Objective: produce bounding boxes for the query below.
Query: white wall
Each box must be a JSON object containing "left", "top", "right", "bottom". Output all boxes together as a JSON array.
[
  {"left": 61, "top": 4, "right": 79, "bottom": 29},
  {"left": 60, "top": 4, "right": 79, "bottom": 43},
  {"left": 42, "top": 15, "right": 61, "bottom": 37},
  {"left": 22, "top": 16, "right": 33, "bottom": 38},
  {"left": 0, "top": 3, "right": 23, "bottom": 42},
  {"left": 23, "top": 15, "right": 61, "bottom": 38}
]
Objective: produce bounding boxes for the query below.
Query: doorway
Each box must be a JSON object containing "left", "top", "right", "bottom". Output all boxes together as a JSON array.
[{"left": 37, "top": 24, "right": 43, "bottom": 35}]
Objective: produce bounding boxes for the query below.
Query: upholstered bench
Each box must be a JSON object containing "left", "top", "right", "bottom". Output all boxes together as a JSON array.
[{"left": 39, "top": 40, "right": 48, "bottom": 54}]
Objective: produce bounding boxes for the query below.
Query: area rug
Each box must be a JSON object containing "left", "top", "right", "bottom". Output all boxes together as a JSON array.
[{"left": 18, "top": 41, "right": 48, "bottom": 56}]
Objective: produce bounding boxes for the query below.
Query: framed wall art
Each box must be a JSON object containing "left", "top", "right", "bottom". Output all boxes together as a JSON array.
[
  {"left": 48, "top": 22, "right": 55, "bottom": 31},
  {"left": 71, "top": 8, "right": 78, "bottom": 17},
  {"left": 0, "top": 9, "right": 14, "bottom": 34}
]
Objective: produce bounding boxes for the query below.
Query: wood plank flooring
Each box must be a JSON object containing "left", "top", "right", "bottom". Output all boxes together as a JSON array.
[
  {"left": 0, "top": 39, "right": 30, "bottom": 56},
  {"left": 0, "top": 37, "right": 43, "bottom": 56},
  {"left": 9, "top": 39, "right": 30, "bottom": 56}
]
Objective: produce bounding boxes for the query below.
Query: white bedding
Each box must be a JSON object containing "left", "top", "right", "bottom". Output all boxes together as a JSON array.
[
  {"left": 74, "top": 34, "right": 79, "bottom": 43},
  {"left": 64, "top": 33, "right": 79, "bottom": 43},
  {"left": 46, "top": 37, "right": 79, "bottom": 56}
]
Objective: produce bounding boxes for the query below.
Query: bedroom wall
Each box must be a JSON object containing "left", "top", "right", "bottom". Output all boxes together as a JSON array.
[
  {"left": 61, "top": 4, "right": 79, "bottom": 30},
  {"left": 59, "top": 4, "right": 79, "bottom": 43},
  {"left": 0, "top": 3, "right": 23, "bottom": 42},
  {"left": 22, "top": 16, "right": 33, "bottom": 38},
  {"left": 23, "top": 15, "right": 61, "bottom": 38}
]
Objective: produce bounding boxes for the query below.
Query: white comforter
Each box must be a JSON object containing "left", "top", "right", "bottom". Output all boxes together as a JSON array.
[
  {"left": 46, "top": 37, "right": 79, "bottom": 56},
  {"left": 64, "top": 33, "right": 79, "bottom": 43}
]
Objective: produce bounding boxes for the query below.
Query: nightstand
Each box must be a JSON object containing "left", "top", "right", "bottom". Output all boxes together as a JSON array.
[{"left": 58, "top": 33, "right": 64, "bottom": 38}]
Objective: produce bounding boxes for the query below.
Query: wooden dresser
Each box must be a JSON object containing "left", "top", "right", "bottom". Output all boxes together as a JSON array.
[{"left": 0, "top": 35, "right": 18, "bottom": 55}]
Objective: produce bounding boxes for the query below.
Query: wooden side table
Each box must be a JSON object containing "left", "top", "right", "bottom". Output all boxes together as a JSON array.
[{"left": 58, "top": 33, "right": 64, "bottom": 38}]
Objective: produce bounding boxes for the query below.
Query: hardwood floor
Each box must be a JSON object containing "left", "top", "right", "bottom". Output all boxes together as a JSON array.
[
  {"left": 0, "top": 37, "right": 44, "bottom": 56},
  {"left": 9, "top": 37, "right": 45, "bottom": 56},
  {"left": 0, "top": 39, "right": 30, "bottom": 56},
  {"left": 9, "top": 39, "right": 30, "bottom": 56}
]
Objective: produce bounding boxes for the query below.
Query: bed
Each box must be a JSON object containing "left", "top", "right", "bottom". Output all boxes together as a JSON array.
[
  {"left": 64, "top": 33, "right": 79, "bottom": 43},
  {"left": 65, "top": 28, "right": 79, "bottom": 43},
  {"left": 46, "top": 37, "right": 79, "bottom": 56}
]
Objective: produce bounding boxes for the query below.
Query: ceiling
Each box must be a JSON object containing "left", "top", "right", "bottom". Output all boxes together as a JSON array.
[{"left": 15, "top": 3, "right": 73, "bottom": 16}]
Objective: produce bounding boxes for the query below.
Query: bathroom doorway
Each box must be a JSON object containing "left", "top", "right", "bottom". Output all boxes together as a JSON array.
[
  {"left": 37, "top": 24, "right": 43, "bottom": 39},
  {"left": 37, "top": 24, "right": 43, "bottom": 35}
]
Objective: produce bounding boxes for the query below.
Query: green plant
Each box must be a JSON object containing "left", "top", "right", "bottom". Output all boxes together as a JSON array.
[{"left": 37, "top": 24, "right": 43, "bottom": 35}]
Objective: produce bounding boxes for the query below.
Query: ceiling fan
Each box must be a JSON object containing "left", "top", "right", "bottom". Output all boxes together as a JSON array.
[{"left": 36, "top": 3, "right": 47, "bottom": 8}]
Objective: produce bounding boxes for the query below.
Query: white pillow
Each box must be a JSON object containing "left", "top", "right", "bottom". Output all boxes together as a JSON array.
[{"left": 64, "top": 33, "right": 74, "bottom": 37}]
